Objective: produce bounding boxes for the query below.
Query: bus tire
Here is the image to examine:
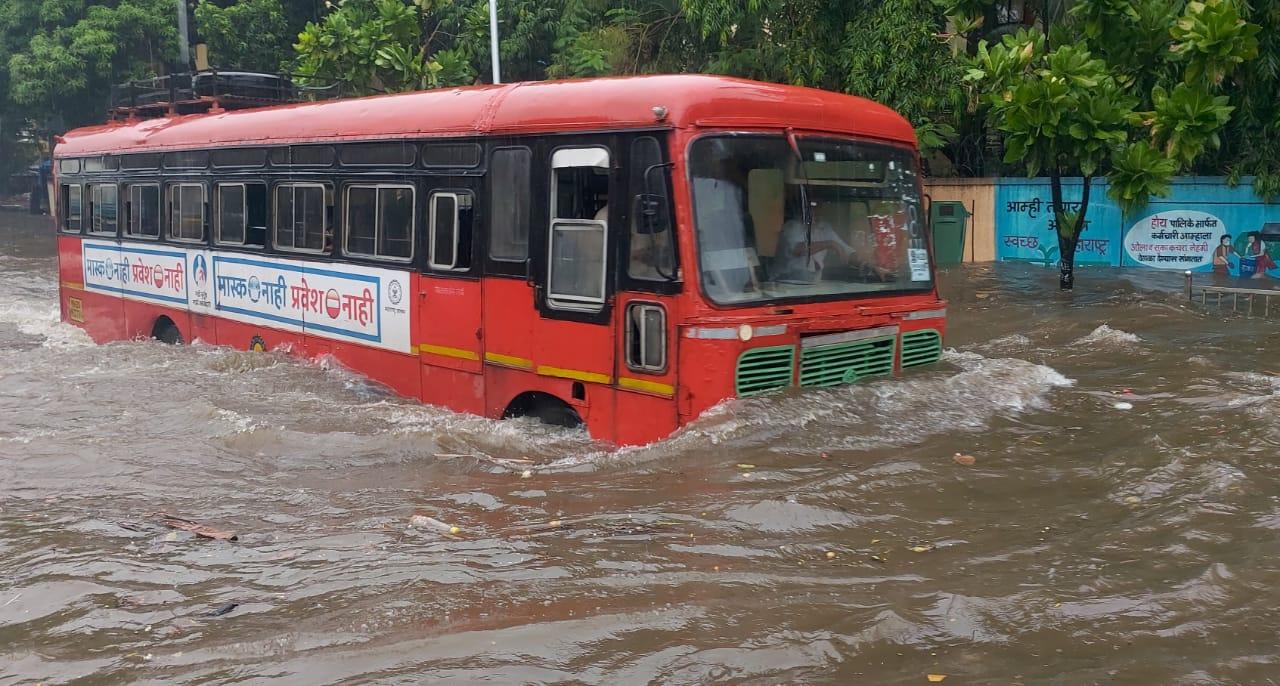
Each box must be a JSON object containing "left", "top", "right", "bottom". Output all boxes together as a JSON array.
[
  {"left": 152, "top": 317, "right": 183, "bottom": 345},
  {"left": 503, "top": 392, "right": 583, "bottom": 429}
]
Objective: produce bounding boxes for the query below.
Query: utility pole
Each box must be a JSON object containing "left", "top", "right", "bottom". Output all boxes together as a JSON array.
[
  {"left": 176, "top": 0, "right": 191, "bottom": 70},
  {"left": 489, "top": 0, "right": 501, "bottom": 84}
]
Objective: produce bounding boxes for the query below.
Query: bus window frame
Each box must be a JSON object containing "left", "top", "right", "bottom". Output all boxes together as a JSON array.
[
  {"left": 427, "top": 188, "right": 477, "bottom": 272},
  {"left": 624, "top": 301, "right": 668, "bottom": 374},
  {"left": 87, "top": 182, "right": 120, "bottom": 237},
  {"left": 544, "top": 144, "right": 612, "bottom": 314},
  {"left": 272, "top": 181, "right": 332, "bottom": 255},
  {"left": 620, "top": 133, "right": 681, "bottom": 295},
  {"left": 60, "top": 183, "right": 83, "bottom": 234},
  {"left": 269, "top": 145, "right": 337, "bottom": 169},
  {"left": 214, "top": 180, "right": 268, "bottom": 248},
  {"left": 166, "top": 182, "right": 208, "bottom": 244},
  {"left": 126, "top": 182, "right": 162, "bottom": 240},
  {"left": 342, "top": 181, "right": 416, "bottom": 263},
  {"left": 485, "top": 145, "right": 534, "bottom": 273}
]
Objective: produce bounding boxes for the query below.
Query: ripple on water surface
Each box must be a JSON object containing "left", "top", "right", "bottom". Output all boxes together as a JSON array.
[{"left": 3, "top": 222, "right": 1280, "bottom": 684}]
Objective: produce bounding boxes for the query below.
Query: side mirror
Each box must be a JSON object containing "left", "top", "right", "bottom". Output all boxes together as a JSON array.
[{"left": 634, "top": 193, "right": 664, "bottom": 234}]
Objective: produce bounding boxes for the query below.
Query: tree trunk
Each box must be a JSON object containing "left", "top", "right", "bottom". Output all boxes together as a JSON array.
[{"left": 1050, "top": 173, "right": 1092, "bottom": 290}]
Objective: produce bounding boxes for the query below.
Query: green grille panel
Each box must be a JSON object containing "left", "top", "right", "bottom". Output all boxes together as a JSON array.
[
  {"left": 799, "top": 336, "right": 896, "bottom": 388},
  {"left": 900, "top": 329, "right": 943, "bottom": 369},
  {"left": 735, "top": 345, "right": 796, "bottom": 396}
]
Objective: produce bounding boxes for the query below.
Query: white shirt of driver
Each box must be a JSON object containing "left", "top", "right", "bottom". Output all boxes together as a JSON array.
[{"left": 774, "top": 219, "right": 851, "bottom": 279}]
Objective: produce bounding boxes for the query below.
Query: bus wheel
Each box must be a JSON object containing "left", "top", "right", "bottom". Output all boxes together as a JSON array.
[
  {"left": 152, "top": 317, "right": 184, "bottom": 345},
  {"left": 503, "top": 392, "right": 583, "bottom": 429}
]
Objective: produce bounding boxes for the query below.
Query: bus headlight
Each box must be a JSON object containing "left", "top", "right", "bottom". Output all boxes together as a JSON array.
[{"left": 738, "top": 324, "right": 754, "bottom": 341}]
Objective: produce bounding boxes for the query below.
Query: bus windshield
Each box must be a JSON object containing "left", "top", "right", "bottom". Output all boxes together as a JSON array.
[{"left": 689, "top": 134, "right": 931, "bottom": 305}]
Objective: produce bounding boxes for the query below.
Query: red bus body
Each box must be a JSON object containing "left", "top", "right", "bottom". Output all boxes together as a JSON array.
[{"left": 54, "top": 75, "right": 946, "bottom": 446}]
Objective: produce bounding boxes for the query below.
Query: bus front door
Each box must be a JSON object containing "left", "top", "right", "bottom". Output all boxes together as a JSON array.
[{"left": 527, "top": 144, "right": 618, "bottom": 435}]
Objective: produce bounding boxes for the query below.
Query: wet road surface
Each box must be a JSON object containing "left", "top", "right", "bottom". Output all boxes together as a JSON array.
[{"left": 3, "top": 213, "right": 1280, "bottom": 684}]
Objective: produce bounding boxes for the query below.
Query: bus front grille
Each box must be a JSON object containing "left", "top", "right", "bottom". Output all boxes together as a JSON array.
[
  {"left": 735, "top": 345, "right": 796, "bottom": 396},
  {"left": 799, "top": 336, "right": 896, "bottom": 388},
  {"left": 900, "top": 329, "right": 943, "bottom": 369}
]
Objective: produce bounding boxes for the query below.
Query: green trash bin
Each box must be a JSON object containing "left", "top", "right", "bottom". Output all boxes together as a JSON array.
[{"left": 930, "top": 200, "right": 970, "bottom": 266}]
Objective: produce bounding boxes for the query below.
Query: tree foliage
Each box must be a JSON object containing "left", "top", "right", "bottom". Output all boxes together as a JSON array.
[
  {"left": 7, "top": 0, "right": 179, "bottom": 128},
  {"left": 959, "top": 0, "right": 1258, "bottom": 288},
  {"left": 195, "top": 0, "right": 292, "bottom": 72}
]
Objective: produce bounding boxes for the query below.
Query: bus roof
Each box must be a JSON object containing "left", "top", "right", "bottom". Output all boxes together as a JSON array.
[{"left": 56, "top": 74, "right": 917, "bottom": 157}]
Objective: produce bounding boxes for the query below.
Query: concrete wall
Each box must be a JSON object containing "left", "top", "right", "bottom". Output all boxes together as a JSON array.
[
  {"left": 924, "top": 178, "right": 997, "bottom": 262},
  {"left": 924, "top": 176, "right": 1280, "bottom": 276}
]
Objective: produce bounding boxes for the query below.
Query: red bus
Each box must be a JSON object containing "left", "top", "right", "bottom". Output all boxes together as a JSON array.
[{"left": 54, "top": 74, "right": 946, "bottom": 445}]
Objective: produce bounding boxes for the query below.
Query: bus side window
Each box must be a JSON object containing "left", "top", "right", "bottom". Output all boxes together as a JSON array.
[
  {"left": 127, "top": 184, "right": 161, "bottom": 238},
  {"left": 61, "top": 184, "right": 82, "bottom": 233},
  {"left": 625, "top": 302, "right": 667, "bottom": 373},
  {"left": 488, "top": 148, "right": 531, "bottom": 263},
  {"left": 345, "top": 184, "right": 414, "bottom": 261},
  {"left": 429, "top": 190, "right": 473, "bottom": 271},
  {"left": 167, "top": 183, "right": 205, "bottom": 242},
  {"left": 88, "top": 183, "right": 119, "bottom": 236},
  {"left": 628, "top": 136, "right": 676, "bottom": 281},
  {"left": 274, "top": 183, "right": 330, "bottom": 253},
  {"left": 215, "top": 182, "right": 267, "bottom": 246},
  {"left": 547, "top": 146, "right": 610, "bottom": 312}
]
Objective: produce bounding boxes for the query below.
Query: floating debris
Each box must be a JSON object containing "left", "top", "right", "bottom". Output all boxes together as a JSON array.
[
  {"left": 953, "top": 453, "right": 976, "bottom": 466},
  {"left": 151, "top": 513, "right": 237, "bottom": 541},
  {"left": 409, "top": 515, "right": 460, "bottom": 535},
  {"left": 204, "top": 602, "right": 238, "bottom": 617}
]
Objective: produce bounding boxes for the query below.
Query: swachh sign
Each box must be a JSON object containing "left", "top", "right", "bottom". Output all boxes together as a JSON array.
[{"left": 1124, "top": 210, "right": 1223, "bottom": 270}]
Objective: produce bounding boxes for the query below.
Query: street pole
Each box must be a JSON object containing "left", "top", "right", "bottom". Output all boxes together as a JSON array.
[
  {"left": 488, "top": 0, "right": 501, "bottom": 84},
  {"left": 176, "top": 0, "right": 191, "bottom": 70}
]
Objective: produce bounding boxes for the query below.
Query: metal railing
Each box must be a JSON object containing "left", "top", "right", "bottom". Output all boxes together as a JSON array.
[
  {"left": 1185, "top": 270, "right": 1280, "bottom": 317},
  {"left": 109, "top": 71, "right": 350, "bottom": 119}
]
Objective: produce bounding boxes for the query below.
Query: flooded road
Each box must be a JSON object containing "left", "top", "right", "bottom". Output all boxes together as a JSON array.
[{"left": 3, "top": 212, "right": 1280, "bottom": 684}]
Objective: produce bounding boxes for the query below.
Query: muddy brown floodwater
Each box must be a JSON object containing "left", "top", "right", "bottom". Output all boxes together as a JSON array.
[{"left": 2, "top": 212, "right": 1280, "bottom": 685}]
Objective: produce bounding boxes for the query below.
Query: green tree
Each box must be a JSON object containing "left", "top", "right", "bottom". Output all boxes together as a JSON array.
[
  {"left": 195, "top": 0, "right": 292, "bottom": 72},
  {"left": 1216, "top": 0, "right": 1280, "bottom": 200},
  {"left": 961, "top": 0, "right": 1257, "bottom": 289},
  {"left": 679, "top": 0, "right": 967, "bottom": 160},
  {"left": 7, "top": 0, "right": 179, "bottom": 129},
  {"left": 293, "top": 0, "right": 477, "bottom": 94}
]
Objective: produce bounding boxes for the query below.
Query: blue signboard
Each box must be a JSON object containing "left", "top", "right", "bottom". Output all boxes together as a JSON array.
[
  {"left": 995, "top": 178, "right": 1122, "bottom": 267},
  {"left": 995, "top": 176, "right": 1280, "bottom": 278},
  {"left": 1120, "top": 179, "right": 1280, "bottom": 278}
]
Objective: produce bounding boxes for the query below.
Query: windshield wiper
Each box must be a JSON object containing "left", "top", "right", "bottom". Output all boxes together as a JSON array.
[{"left": 786, "top": 129, "right": 815, "bottom": 263}]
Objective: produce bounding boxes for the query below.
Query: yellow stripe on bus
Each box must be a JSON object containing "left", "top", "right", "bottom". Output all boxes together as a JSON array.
[
  {"left": 419, "top": 343, "right": 479, "bottom": 361},
  {"left": 60, "top": 281, "right": 84, "bottom": 291},
  {"left": 536, "top": 365, "right": 611, "bottom": 385},
  {"left": 484, "top": 352, "right": 534, "bottom": 369},
  {"left": 618, "top": 377, "right": 675, "bottom": 396}
]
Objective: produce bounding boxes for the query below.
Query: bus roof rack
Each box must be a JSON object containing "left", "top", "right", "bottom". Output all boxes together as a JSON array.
[{"left": 109, "top": 71, "right": 350, "bottom": 120}]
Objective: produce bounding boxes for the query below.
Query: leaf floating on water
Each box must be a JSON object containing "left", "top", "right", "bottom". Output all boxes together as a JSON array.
[
  {"left": 736, "top": 464, "right": 756, "bottom": 470},
  {"left": 1123, "top": 495, "right": 1141, "bottom": 505},
  {"left": 151, "top": 513, "right": 237, "bottom": 541},
  {"left": 910, "top": 545, "right": 933, "bottom": 553},
  {"left": 953, "top": 453, "right": 976, "bottom": 466},
  {"left": 927, "top": 675, "right": 947, "bottom": 683},
  {"left": 1113, "top": 401, "right": 1134, "bottom": 410}
]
